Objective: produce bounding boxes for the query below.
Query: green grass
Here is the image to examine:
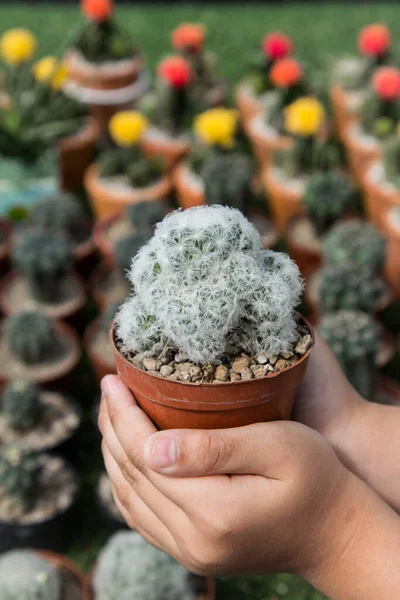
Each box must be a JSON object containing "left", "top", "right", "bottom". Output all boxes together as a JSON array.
[{"left": 1, "top": 3, "right": 397, "bottom": 598}]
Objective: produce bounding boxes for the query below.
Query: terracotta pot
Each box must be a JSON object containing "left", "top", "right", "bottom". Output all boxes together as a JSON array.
[
  {"left": 235, "top": 81, "right": 263, "bottom": 125},
  {"left": 173, "top": 162, "right": 206, "bottom": 209},
  {"left": 330, "top": 83, "right": 360, "bottom": 140},
  {"left": 39, "top": 551, "right": 91, "bottom": 600},
  {"left": 0, "top": 218, "right": 11, "bottom": 278},
  {"left": 84, "top": 319, "right": 117, "bottom": 383},
  {"left": 342, "top": 122, "right": 381, "bottom": 184},
  {"left": 262, "top": 165, "right": 305, "bottom": 233},
  {"left": 361, "top": 160, "right": 400, "bottom": 231},
  {"left": 0, "top": 320, "right": 81, "bottom": 390},
  {"left": 383, "top": 208, "right": 400, "bottom": 298},
  {"left": 111, "top": 316, "right": 314, "bottom": 430},
  {"left": 84, "top": 164, "right": 171, "bottom": 220},
  {"left": 90, "top": 260, "right": 128, "bottom": 312},
  {"left": 0, "top": 271, "right": 87, "bottom": 326},
  {"left": 246, "top": 113, "right": 291, "bottom": 167},
  {"left": 141, "top": 128, "right": 191, "bottom": 171},
  {"left": 57, "top": 118, "right": 99, "bottom": 192},
  {"left": 285, "top": 217, "right": 322, "bottom": 278}
]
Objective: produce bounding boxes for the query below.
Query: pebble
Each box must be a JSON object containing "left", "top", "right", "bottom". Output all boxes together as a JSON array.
[
  {"left": 175, "top": 353, "right": 188, "bottom": 364},
  {"left": 189, "top": 365, "right": 203, "bottom": 382},
  {"left": 202, "top": 363, "right": 216, "bottom": 383},
  {"left": 178, "top": 371, "right": 191, "bottom": 382},
  {"left": 160, "top": 365, "right": 174, "bottom": 377},
  {"left": 269, "top": 355, "right": 278, "bottom": 366},
  {"left": 280, "top": 347, "right": 294, "bottom": 360},
  {"left": 255, "top": 353, "right": 268, "bottom": 365},
  {"left": 143, "top": 358, "right": 162, "bottom": 371},
  {"left": 275, "top": 357, "right": 297, "bottom": 372},
  {"left": 295, "top": 334, "right": 312, "bottom": 355},
  {"left": 241, "top": 367, "right": 254, "bottom": 380},
  {"left": 231, "top": 356, "right": 251, "bottom": 373},
  {"left": 215, "top": 365, "right": 229, "bottom": 381},
  {"left": 230, "top": 371, "right": 242, "bottom": 382},
  {"left": 251, "top": 364, "right": 269, "bottom": 378}
]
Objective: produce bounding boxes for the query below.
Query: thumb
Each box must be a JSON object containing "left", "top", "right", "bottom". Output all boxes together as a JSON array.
[{"left": 143, "top": 421, "right": 302, "bottom": 478}]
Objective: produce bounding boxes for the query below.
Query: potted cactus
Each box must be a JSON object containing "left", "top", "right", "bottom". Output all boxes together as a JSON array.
[
  {"left": 85, "top": 110, "right": 171, "bottom": 219},
  {"left": 91, "top": 531, "right": 215, "bottom": 599},
  {"left": 0, "top": 311, "right": 81, "bottom": 388},
  {"left": 342, "top": 66, "right": 400, "bottom": 183},
  {"left": 140, "top": 55, "right": 194, "bottom": 168},
  {"left": 383, "top": 206, "right": 400, "bottom": 297},
  {"left": 285, "top": 171, "right": 358, "bottom": 275},
  {"left": 64, "top": 0, "right": 148, "bottom": 132},
  {"left": 0, "top": 447, "right": 79, "bottom": 552},
  {"left": 0, "top": 229, "right": 86, "bottom": 324},
  {"left": 0, "top": 380, "right": 81, "bottom": 454},
  {"left": 330, "top": 23, "right": 393, "bottom": 138},
  {"left": 112, "top": 205, "right": 313, "bottom": 430},
  {"left": 96, "top": 472, "right": 127, "bottom": 532},
  {"left": 236, "top": 31, "right": 294, "bottom": 125},
  {"left": 94, "top": 199, "right": 168, "bottom": 263},
  {"left": 0, "top": 549, "right": 90, "bottom": 599},
  {"left": 0, "top": 218, "right": 11, "bottom": 277},
  {"left": 84, "top": 301, "right": 120, "bottom": 382},
  {"left": 170, "top": 22, "right": 227, "bottom": 110}
]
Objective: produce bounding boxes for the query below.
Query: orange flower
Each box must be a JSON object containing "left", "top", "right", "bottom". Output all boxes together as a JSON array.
[
  {"left": 270, "top": 57, "right": 303, "bottom": 88},
  {"left": 171, "top": 23, "right": 206, "bottom": 53},
  {"left": 358, "top": 24, "right": 391, "bottom": 57},
  {"left": 158, "top": 56, "right": 192, "bottom": 88},
  {"left": 262, "top": 32, "right": 293, "bottom": 61},
  {"left": 81, "top": 0, "right": 112, "bottom": 22},
  {"left": 372, "top": 67, "right": 400, "bottom": 100}
]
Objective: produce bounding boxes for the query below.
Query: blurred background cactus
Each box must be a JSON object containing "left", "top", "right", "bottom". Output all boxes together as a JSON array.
[
  {"left": 1, "top": 381, "right": 43, "bottom": 432},
  {"left": 0, "top": 447, "right": 42, "bottom": 514},
  {"left": 28, "top": 193, "right": 85, "bottom": 237},
  {"left": 125, "top": 199, "right": 166, "bottom": 233},
  {"left": 114, "top": 232, "right": 149, "bottom": 277},
  {"left": 382, "top": 133, "right": 400, "bottom": 187},
  {"left": 5, "top": 311, "right": 55, "bottom": 365},
  {"left": 0, "top": 549, "right": 60, "bottom": 600},
  {"left": 202, "top": 152, "right": 254, "bottom": 213}
]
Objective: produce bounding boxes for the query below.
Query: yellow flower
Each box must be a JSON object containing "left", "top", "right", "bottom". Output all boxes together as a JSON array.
[
  {"left": 0, "top": 28, "right": 37, "bottom": 65},
  {"left": 284, "top": 97, "right": 325, "bottom": 137},
  {"left": 109, "top": 111, "right": 149, "bottom": 147},
  {"left": 33, "top": 56, "right": 68, "bottom": 91},
  {"left": 194, "top": 108, "right": 239, "bottom": 148}
]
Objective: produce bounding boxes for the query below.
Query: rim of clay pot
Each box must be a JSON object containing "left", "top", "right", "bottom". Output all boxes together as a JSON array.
[
  {"left": 384, "top": 205, "right": 400, "bottom": 239},
  {"left": 64, "top": 48, "right": 144, "bottom": 89},
  {"left": 0, "top": 218, "right": 11, "bottom": 261},
  {"left": 111, "top": 314, "right": 314, "bottom": 392},
  {"left": 57, "top": 117, "right": 100, "bottom": 151},
  {"left": 38, "top": 550, "right": 91, "bottom": 600},
  {"left": 0, "top": 271, "right": 87, "bottom": 321}
]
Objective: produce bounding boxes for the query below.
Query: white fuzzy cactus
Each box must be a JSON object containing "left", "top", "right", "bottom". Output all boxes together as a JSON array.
[
  {"left": 116, "top": 205, "right": 303, "bottom": 363},
  {"left": 93, "top": 531, "right": 197, "bottom": 600},
  {"left": 0, "top": 550, "right": 60, "bottom": 600}
]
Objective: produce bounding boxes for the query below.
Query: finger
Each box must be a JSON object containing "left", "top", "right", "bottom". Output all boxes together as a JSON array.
[{"left": 143, "top": 421, "right": 308, "bottom": 478}]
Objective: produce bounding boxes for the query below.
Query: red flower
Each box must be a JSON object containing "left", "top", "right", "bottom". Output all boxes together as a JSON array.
[
  {"left": 372, "top": 67, "right": 400, "bottom": 100},
  {"left": 171, "top": 23, "right": 206, "bottom": 53},
  {"left": 262, "top": 32, "right": 293, "bottom": 61},
  {"left": 158, "top": 56, "right": 192, "bottom": 88},
  {"left": 358, "top": 24, "right": 391, "bottom": 57},
  {"left": 81, "top": 0, "right": 112, "bottom": 22},
  {"left": 270, "top": 57, "right": 303, "bottom": 88}
]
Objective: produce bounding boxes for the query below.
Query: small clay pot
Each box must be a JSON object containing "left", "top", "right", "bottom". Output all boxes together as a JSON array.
[
  {"left": 285, "top": 217, "right": 322, "bottom": 278},
  {"left": 173, "top": 162, "right": 205, "bottom": 210},
  {"left": 330, "top": 83, "right": 360, "bottom": 140},
  {"left": 39, "top": 551, "right": 92, "bottom": 600},
  {"left": 0, "top": 320, "right": 82, "bottom": 391},
  {"left": 361, "top": 160, "right": 400, "bottom": 231},
  {"left": 235, "top": 81, "right": 263, "bottom": 125},
  {"left": 245, "top": 113, "right": 291, "bottom": 167},
  {"left": 85, "top": 164, "right": 172, "bottom": 220},
  {"left": 111, "top": 316, "right": 314, "bottom": 430},
  {"left": 262, "top": 165, "right": 306, "bottom": 233},
  {"left": 58, "top": 118, "right": 99, "bottom": 192},
  {"left": 0, "top": 218, "right": 11, "bottom": 278},
  {"left": 0, "top": 271, "right": 87, "bottom": 327},
  {"left": 341, "top": 122, "right": 381, "bottom": 184},
  {"left": 90, "top": 261, "right": 128, "bottom": 312},
  {"left": 141, "top": 128, "right": 191, "bottom": 171},
  {"left": 84, "top": 319, "right": 117, "bottom": 383},
  {"left": 383, "top": 207, "right": 400, "bottom": 298}
]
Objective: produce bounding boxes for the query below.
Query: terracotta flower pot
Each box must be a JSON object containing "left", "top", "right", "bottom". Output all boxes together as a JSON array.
[
  {"left": 285, "top": 217, "right": 322, "bottom": 278},
  {"left": 361, "top": 160, "right": 400, "bottom": 230},
  {"left": 57, "top": 118, "right": 99, "bottom": 192},
  {"left": 39, "top": 551, "right": 92, "bottom": 600},
  {"left": 90, "top": 261, "right": 128, "bottom": 312},
  {"left": 173, "top": 162, "right": 207, "bottom": 209},
  {"left": 0, "top": 218, "right": 11, "bottom": 278},
  {"left": 383, "top": 207, "right": 400, "bottom": 298},
  {"left": 84, "top": 319, "right": 117, "bottom": 383},
  {"left": 111, "top": 316, "right": 314, "bottom": 430},
  {"left": 84, "top": 164, "right": 171, "bottom": 220},
  {"left": 262, "top": 165, "right": 306, "bottom": 233},
  {"left": 246, "top": 113, "right": 291, "bottom": 167},
  {"left": 141, "top": 128, "right": 192, "bottom": 171},
  {"left": 342, "top": 122, "right": 382, "bottom": 184},
  {"left": 330, "top": 83, "right": 361, "bottom": 140},
  {"left": 235, "top": 81, "right": 263, "bottom": 125}
]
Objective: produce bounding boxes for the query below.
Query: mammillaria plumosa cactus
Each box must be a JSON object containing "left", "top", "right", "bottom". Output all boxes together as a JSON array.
[
  {"left": 0, "top": 447, "right": 42, "bottom": 513},
  {"left": 319, "top": 310, "right": 379, "bottom": 400},
  {"left": 319, "top": 263, "right": 388, "bottom": 314},
  {"left": 5, "top": 311, "right": 55, "bottom": 365},
  {"left": 93, "top": 531, "right": 197, "bottom": 600},
  {"left": 302, "top": 172, "right": 357, "bottom": 236},
  {"left": 1, "top": 381, "right": 43, "bottom": 432},
  {"left": 322, "top": 219, "right": 386, "bottom": 272},
  {"left": 116, "top": 205, "right": 303, "bottom": 364},
  {"left": 12, "top": 230, "right": 74, "bottom": 303},
  {"left": 0, "top": 550, "right": 60, "bottom": 600}
]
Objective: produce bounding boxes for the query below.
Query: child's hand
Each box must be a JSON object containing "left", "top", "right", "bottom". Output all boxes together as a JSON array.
[{"left": 98, "top": 375, "right": 360, "bottom": 582}]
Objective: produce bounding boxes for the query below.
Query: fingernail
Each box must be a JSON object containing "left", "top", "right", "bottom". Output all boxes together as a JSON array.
[{"left": 152, "top": 437, "right": 176, "bottom": 469}]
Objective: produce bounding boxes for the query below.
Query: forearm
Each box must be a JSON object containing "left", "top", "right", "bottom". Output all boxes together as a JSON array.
[{"left": 307, "top": 473, "right": 400, "bottom": 600}]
